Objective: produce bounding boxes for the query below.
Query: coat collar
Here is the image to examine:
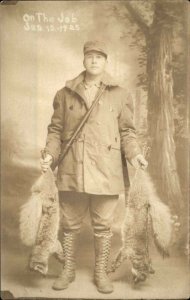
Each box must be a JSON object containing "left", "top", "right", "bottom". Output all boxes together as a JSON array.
[{"left": 65, "top": 70, "right": 118, "bottom": 92}]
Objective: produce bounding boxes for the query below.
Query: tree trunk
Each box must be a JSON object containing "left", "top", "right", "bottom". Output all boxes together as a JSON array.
[
  {"left": 134, "top": 89, "right": 142, "bottom": 131},
  {"left": 146, "top": 3, "right": 182, "bottom": 211}
]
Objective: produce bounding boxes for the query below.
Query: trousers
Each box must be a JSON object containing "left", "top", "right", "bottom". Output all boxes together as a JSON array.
[{"left": 59, "top": 191, "right": 119, "bottom": 233}]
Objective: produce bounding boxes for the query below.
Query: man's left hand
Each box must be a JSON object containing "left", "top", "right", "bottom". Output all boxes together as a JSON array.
[{"left": 130, "top": 154, "right": 148, "bottom": 170}]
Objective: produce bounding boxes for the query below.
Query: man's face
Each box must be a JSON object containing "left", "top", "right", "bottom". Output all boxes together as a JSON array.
[{"left": 83, "top": 51, "right": 107, "bottom": 76}]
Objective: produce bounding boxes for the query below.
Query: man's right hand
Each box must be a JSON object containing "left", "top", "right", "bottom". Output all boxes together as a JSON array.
[{"left": 40, "top": 153, "right": 53, "bottom": 173}]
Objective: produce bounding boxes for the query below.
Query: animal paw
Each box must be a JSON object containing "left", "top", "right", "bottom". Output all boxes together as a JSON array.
[
  {"left": 53, "top": 240, "right": 65, "bottom": 263},
  {"left": 29, "top": 261, "right": 48, "bottom": 276},
  {"left": 170, "top": 215, "right": 181, "bottom": 245},
  {"left": 131, "top": 268, "right": 147, "bottom": 283},
  {"left": 53, "top": 251, "right": 65, "bottom": 263}
]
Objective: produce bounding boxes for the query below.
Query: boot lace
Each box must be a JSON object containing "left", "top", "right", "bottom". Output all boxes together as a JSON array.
[
  {"left": 61, "top": 232, "right": 76, "bottom": 275},
  {"left": 95, "top": 232, "right": 112, "bottom": 279}
]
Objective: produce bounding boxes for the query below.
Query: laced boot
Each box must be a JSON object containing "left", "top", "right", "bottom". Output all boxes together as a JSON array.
[
  {"left": 52, "top": 231, "right": 78, "bottom": 290},
  {"left": 94, "top": 232, "right": 114, "bottom": 294}
]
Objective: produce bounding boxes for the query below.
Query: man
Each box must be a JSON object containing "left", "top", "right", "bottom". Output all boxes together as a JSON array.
[{"left": 41, "top": 40, "right": 147, "bottom": 294}]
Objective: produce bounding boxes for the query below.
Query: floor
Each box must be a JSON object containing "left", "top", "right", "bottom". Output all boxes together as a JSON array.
[
  {"left": 1, "top": 227, "right": 189, "bottom": 300},
  {"left": 1, "top": 163, "right": 189, "bottom": 299}
]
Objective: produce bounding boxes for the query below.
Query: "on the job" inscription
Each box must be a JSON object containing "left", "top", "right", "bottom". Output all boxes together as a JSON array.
[{"left": 23, "top": 12, "right": 80, "bottom": 32}]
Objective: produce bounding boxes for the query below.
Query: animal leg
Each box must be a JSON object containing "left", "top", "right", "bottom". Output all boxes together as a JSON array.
[
  {"left": 29, "top": 244, "right": 49, "bottom": 275},
  {"left": 53, "top": 239, "right": 65, "bottom": 263},
  {"left": 29, "top": 210, "right": 57, "bottom": 275},
  {"left": 108, "top": 249, "right": 127, "bottom": 273}
]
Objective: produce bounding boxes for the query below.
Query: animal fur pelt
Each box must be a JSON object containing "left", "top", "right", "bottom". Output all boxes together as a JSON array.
[
  {"left": 109, "top": 169, "right": 172, "bottom": 283},
  {"left": 19, "top": 168, "right": 64, "bottom": 275}
]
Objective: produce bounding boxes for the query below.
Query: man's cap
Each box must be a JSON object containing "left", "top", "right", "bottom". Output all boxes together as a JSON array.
[{"left": 83, "top": 40, "right": 108, "bottom": 57}]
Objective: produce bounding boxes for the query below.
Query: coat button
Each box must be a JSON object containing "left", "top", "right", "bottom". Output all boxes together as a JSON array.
[
  {"left": 91, "top": 161, "right": 96, "bottom": 165},
  {"left": 99, "top": 100, "right": 103, "bottom": 105}
]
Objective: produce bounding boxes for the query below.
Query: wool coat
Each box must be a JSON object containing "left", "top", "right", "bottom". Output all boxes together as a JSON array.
[{"left": 45, "top": 71, "right": 141, "bottom": 195}]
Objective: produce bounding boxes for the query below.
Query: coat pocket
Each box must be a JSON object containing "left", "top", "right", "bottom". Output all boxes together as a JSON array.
[{"left": 58, "top": 142, "right": 77, "bottom": 175}]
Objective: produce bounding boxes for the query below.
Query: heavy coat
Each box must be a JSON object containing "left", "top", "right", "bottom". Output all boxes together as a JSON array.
[{"left": 45, "top": 71, "right": 141, "bottom": 195}]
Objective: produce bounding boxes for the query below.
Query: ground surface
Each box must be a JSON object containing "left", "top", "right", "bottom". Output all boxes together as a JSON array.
[
  {"left": 1, "top": 229, "right": 189, "bottom": 299},
  {"left": 1, "top": 163, "right": 189, "bottom": 299}
]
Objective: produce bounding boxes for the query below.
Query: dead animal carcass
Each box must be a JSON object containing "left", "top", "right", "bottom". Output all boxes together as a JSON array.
[
  {"left": 19, "top": 168, "right": 64, "bottom": 275},
  {"left": 110, "top": 169, "right": 172, "bottom": 283}
]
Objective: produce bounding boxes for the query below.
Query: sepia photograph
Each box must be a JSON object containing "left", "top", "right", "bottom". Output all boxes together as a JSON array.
[{"left": 1, "top": 0, "right": 189, "bottom": 299}]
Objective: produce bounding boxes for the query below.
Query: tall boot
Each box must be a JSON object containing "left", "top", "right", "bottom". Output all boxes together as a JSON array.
[
  {"left": 52, "top": 231, "right": 78, "bottom": 290},
  {"left": 94, "top": 232, "right": 114, "bottom": 294}
]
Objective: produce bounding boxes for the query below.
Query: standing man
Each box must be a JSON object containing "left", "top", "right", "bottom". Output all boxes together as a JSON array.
[{"left": 41, "top": 40, "right": 147, "bottom": 294}]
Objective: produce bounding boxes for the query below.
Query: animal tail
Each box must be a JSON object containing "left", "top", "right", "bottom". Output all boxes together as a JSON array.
[{"left": 149, "top": 195, "right": 172, "bottom": 257}]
